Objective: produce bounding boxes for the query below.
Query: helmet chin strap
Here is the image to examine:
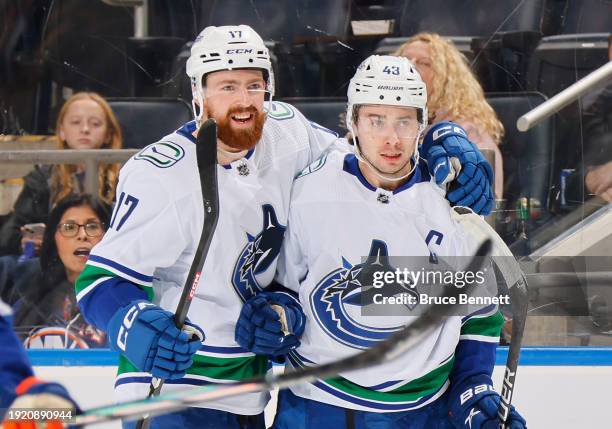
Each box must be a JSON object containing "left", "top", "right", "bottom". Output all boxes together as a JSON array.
[{"left": 350, "top": 132, "right": 422, "bottom": 184}]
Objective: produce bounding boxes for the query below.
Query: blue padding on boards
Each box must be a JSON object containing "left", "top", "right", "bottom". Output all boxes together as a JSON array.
[
  {"left": 495, "top": 347, "right": 612, "bottom": 366},
  {"left": 26, "top": 347, "right": 612, "bottom": 366},
  {"left": 28, "top": 349, "right": 119, "bottom": 366}
]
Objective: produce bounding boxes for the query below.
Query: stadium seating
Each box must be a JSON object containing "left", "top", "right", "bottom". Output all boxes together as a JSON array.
[
  {"left": 527, "top": 33, "right": 610, "bottom": 188},
  {"left": 280, "top": 98, "right": 347, "bottom": 136},
  {"left": 397, "top": 0, "right": 545, "bottom": 37},
  {"left": 43, "top": 0, "right": 133, "bottom": 96},
  {"left": 487, "top": 92, "right": 554, "bottom": 212},
  {"left": 107, "top": 98, "right": 193, "bottom": 149},
  {"left": 374, "top": 36, "right": 473, "bottom": 60},
  {"left": 561, "top": 0, "right": 612, "bottom": 34}
]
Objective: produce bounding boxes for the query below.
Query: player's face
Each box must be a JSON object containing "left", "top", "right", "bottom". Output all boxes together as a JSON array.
[
  {"left": 203, "top": 69, "right": 267, "bottom": 151},
  {"left": 400, "top": 41, "right": 433, "bottom": 97},
  {"left": 59, "top": 99, "right": 109, "bottom": 150},
  {"left": 355, "top": 105, "right": 420, "bottom": 179},
  {"left": 55, "top": 205, "right": 106, "bottom": 283}
]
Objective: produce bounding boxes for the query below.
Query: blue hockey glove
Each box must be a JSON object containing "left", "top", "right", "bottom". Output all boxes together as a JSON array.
[
  {"left": 235, "top": 292, "right": 305, "bottom": 357},
  {"left": 107, "top": 300, "right": 204, "bottom": 380},
  {"left": 448, "top": 375, "right": 527, "bottom": 429},
  {"left": 420, "top": 122, "right": 494, "bottom": 215}
]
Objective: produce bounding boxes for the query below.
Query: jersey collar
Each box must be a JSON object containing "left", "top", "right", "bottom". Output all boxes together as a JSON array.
[
  {"left": 342, "top": 153, "right": 429, "bottom": 195},
  {"left": 176, "top": 121, "right": 255, "bottom": 170}
]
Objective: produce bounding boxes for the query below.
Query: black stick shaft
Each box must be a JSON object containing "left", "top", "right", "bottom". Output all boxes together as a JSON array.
[{"left": 135, "top": 119, "right": 219, "bottom": 429}]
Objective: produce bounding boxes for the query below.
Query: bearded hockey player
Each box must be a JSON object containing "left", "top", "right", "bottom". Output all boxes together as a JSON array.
[
  {"left": 75, "top": 24, "right": 496, "bottom": 428},
  {"left": 238, "top": 55, "right": 527, "bottom": 429}
]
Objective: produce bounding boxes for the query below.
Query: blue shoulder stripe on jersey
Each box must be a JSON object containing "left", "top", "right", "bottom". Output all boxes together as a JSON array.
[
  {"left": 342, "top": 154, "right": 429, "bottom": 194},
  {"left": 87, "top": 255, "right": 154, "bottom": 283},
  {"left": 78, "top": 276, "right": 148, "bottom": 330},
  {"left": 176, "top": 120, "right": 197, "bottom": 143},
  {"left": 310, "top": 121, "right": 339, "bottom": 137}
]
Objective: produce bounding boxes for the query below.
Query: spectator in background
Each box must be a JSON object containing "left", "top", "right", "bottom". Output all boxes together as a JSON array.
[
  {"left": 0, "top": 92, "right": 122, "bottom": 256},
  {"left": 565, "top": 36, "right": 612, "bottom": 204},
  {"left": 10, "top": 194, "right": 110, "bottom": 349},
  {"left": 395, "top": 32, "right": 505, "bottom": 199}
]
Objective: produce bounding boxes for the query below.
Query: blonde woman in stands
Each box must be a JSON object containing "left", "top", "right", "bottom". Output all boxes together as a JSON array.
[
  {"left": 395, "top": 32, "right": 505, "bottom": 199},
  {"left": 0, "top": 92, "right": 122, "bottom": 256}
]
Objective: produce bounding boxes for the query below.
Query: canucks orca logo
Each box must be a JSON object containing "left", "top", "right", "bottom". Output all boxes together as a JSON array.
[
  {"left": 232, "top": 205, "right": 286, "bottom": 302},
  {"left": 309, "top": 240, "right": 418, "bottom": 350}
]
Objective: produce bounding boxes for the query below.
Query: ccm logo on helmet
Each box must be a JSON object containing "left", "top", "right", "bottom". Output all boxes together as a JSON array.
[
  {"left": 377, "top": 85, "right": 403, "bottom": 90},
  {"left": 226, "top": 49, "right": 253, "bottom": 54}
]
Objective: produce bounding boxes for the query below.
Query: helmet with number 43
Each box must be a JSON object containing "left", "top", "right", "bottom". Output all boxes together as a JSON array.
[{"left": 346, "top": 55, "right": 428, "bottom": 180}]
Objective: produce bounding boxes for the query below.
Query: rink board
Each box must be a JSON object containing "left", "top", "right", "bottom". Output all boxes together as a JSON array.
[{"left": 30, "top": 347, "right": 612, "bottom": 429}]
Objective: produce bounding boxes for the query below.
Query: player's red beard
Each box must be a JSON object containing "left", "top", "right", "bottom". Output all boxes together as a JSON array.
[{"left": 207, "top": 105, "right": 266, "bottom": 151}]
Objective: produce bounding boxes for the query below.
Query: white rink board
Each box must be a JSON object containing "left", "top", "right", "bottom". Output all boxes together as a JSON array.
[{"left": 33, "top": 365, "right": 612, "bottom": 428}]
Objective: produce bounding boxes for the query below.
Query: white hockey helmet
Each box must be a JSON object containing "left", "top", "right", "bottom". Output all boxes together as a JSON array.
[
  {"left": 346, "top": 55, "right": 428, "bottom": 182},
  {"left": 186, "top": 25, "right": 275, "bottom": 122},
  {"left": 346, "top": 55, "right": 427, "bottom": 133}
]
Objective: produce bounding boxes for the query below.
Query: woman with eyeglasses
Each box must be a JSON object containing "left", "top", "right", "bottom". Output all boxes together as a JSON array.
[
  {"left": 0, "top": 92, "right": 122, "bottom": 258},
  {"left": 9, "top": 194, "right": 111, "bottom": 348}
]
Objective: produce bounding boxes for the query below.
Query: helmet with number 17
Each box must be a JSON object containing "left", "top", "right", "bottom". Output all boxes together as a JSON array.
[
  {"left": 186, "top": 25, "right": 275, "bottom": 124},
  {"left": 346, "top": 55, "right": 428, "bottom": 180}
]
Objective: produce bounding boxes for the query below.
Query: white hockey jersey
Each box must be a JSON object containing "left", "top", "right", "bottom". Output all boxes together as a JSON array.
[
  {"left": 275, "top": 149, "right": 503, "bottom": 412},
  {"left": 75, "top": 101, "right": 341, "bottom": 415}
]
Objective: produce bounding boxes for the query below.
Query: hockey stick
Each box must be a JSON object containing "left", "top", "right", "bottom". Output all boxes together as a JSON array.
[
  {"left": 75, "top": 239, "right": 493, "bottom": 426},
  {"left": 450, "top": 207, "right": 528, "bottom": 427},
  {"left": 135, "top": 119, "right": 220, "bottom": 429}
]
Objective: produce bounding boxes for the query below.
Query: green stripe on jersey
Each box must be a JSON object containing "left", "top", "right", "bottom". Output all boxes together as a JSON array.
[
  {"left": 322, "top": 357, "right": 454, "bottom": 403},
  {"left": 75, "top": 264, "right": 154, "bottom": 301},
  {"left": 461, "top": 311, "right": 504, "bottom": 337},
  {"left": 118, "top": 353, "right": 268, "bottom": 382}
]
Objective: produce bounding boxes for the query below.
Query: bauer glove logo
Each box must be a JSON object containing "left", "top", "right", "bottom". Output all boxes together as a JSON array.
[{"left": 459, "top": 384, "right": 495, "bottom": 405}]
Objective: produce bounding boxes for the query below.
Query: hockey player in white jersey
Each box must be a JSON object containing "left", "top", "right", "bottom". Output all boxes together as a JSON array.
[
  {"left": 75, "top": 25, "right": 496, "bottom": 428},
  {"left": 238, "top": 55, "right": 526, "bottom": 428}
]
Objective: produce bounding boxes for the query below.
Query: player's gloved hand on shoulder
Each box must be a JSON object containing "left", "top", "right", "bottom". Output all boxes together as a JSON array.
[
  {"left": 448, "top": 375, "right": 527, "bottom": 429},
  {"left": 107, "top": 300, "right": 204, "bottom": 380},
  {"left": 235, "top": 291, "right": 305, "bottom": 357},
  {"left": 3, "top": 376, "right": 80, "bottom": 429},
  {"left": 420, "top": 121, "right": 494, "bottom": 215}
]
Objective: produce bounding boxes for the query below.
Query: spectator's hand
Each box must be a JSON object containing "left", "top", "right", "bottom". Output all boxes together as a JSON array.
[
  {"left": 585, "top": 162, "right": 612, "bottom": 202},
  {"left": 19, "top": 224, "right": 45, "bottom": 256},
  {"left": 3, "top": 376, "right": 79, "bottom": 429}
]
